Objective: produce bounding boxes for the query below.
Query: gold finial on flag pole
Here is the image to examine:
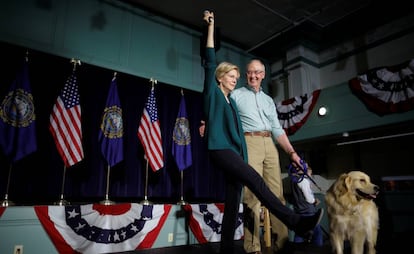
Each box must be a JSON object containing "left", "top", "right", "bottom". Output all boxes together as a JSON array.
[
  {"left": 149, "top": 77, "right": 157, "bottom": 88},
  {"left": 25, "top": 50, "right": 29, "bottom": 62},
  {"left": 113, "top": 72, "right": 117, "bottom": 81},
  {"left": 70, "top": 58, "right": 81, "bottom": 71},
  {"left": 180, "top": 88, "right": 184, "bottom": 96}
]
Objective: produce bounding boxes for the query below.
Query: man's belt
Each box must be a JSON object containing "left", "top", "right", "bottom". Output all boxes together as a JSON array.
[{"left": 244, "top": 131, "right": 271, "bottom": 137}]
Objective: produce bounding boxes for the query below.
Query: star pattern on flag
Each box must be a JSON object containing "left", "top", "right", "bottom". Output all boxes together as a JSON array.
[
  {"left": 61, "top": 75, "right": 80, "bottom": 108},
  {"left": 148, "top": 101, "right": 157, "bottom": 122}
]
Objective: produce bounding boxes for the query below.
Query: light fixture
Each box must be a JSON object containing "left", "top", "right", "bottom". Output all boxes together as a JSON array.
[
  {"left": 336, "top": 131, "right": 414, "bottom": 146},
  {"left": 317, "top": 106, "right": 328, "bottom": 117}
]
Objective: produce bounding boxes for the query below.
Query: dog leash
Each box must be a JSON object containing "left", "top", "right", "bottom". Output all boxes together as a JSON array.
[{"left": 288, "top": 160, "right": 323, "bottom": 191}]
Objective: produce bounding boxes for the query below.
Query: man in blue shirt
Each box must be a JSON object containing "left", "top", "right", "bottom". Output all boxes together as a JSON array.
[{"left": 231, "top": 59, "right": 303, "bottom": 254}]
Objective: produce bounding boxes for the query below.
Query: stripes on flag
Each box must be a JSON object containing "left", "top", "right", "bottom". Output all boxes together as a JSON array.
[
  {"left": 49, "top": 72, "right": 84, "bottom": 167},
  {"left": 137, "top": 87, "right": 164, "bottom": 172}
]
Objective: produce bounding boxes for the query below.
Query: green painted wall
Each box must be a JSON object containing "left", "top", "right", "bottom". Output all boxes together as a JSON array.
[
  {"left": 0, "top": 0, "right": 255, "bottom": 93},
  {"left": 2, "top": 0, "right": 412, "bottom": 144},
  {"left": 289, "top": 83, "right": 414, "bottom": 142},
  {"left": 0, "top": 207, "right": 58, "bottom": 254}
]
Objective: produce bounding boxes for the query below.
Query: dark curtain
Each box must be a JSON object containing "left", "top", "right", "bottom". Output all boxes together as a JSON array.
[{"left": 0, "top": 42, "right": 226, "bottom": 205}]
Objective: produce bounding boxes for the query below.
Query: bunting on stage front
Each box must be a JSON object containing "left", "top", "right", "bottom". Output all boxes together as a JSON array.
[
  {"left": 0, "top": 59, "right": 37, "bottom": 162},
  {"left": 137, "top": 87, "right": 164, "bottom": 171},
  {"left": 183, "top": 203, "right": 244, "bottom": 243},
  {"left": 49, "top": 71, "right": 84, "bottom": 167},
  {"left": 34, "top": 203, "right": 172, "bottom": 254},
  {"left": 172, "top": 93, "right": 192, "bottom": 171},
  {"left": 0, "top": 207, "right": 5, "bottom": 218},
  {"left": 98, "top": 76, "right": 124, "bottom": 167},
  {"left": 276, "top": 89, "right": 321, "bottom": 135}
]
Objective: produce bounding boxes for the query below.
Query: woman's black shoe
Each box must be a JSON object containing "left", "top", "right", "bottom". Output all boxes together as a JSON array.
[{"left": 294, "top": 208, "right": 323, "bottom": 239}]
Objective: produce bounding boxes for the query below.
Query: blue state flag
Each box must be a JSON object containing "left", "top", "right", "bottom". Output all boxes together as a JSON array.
[
  {"left": 0, "top": 59, "right": 37, "bottom": 162},
  {"left": 172, "top": 92, "right": 192, "bottom": 171},
  {"left": 98, "top": 76, "right": 124, "bottom": 167}
]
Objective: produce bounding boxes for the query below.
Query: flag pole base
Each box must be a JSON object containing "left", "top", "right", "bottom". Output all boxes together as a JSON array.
[
  {"left": 140, "top": 199, "right": 152, "bottom": 205},
  {"left": 54, "top": 199, "right": 70, "bottom": 206},
  {"left": 1, "top": 199, "right": 14, "bottom": 207},
  {"left": 177, "top": 199, "right": 188, "bottom": 205},
  {"left": 100, "top": 199, "right": 115, "bottom": 205}
]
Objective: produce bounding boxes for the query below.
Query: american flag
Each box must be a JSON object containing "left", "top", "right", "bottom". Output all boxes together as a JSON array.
[
  {"left": 49, "top": 72, "right": 84, "bottom": 167},
  {"left": 137, "top": 87, "right": 164, "bottom": 171}
]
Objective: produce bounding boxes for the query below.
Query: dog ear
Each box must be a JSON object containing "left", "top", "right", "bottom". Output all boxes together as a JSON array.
[
  {"left": 335, "top": 173, "right": 349, "bottom": 195},
  {"left": 344, "top": 174, "right": 353, "bottom": 191}
]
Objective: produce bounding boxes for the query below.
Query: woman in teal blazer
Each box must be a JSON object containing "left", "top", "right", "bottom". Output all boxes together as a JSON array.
[{"left": 201, "top": 11, "right": 323, "bottom": 254}]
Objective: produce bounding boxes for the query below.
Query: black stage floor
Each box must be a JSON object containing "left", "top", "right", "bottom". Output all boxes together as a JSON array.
[
  {"left": 114, "top": 240, "right": 335, "bottom": 254},
  {"left": 112, "top": 235, "right": 410, "bottom": 254}
]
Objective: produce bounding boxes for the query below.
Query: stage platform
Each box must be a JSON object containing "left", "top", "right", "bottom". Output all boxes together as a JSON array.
[
  {"left": 115, "top": 240, "right": 333, "bottom": 254},
  {"left": 1, "top": 203, "right": 411, "bottom": 254},
  {"left": 114, "top": 237, "right": 409, "bottom": 254}
]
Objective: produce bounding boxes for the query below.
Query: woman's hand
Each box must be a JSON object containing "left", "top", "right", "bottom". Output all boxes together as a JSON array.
[
  {"left": 203, "top": 10, "right": 214, "bottom": 25},
  {"left": 199, "top": 120, "right": 206, "bottom": 137}
]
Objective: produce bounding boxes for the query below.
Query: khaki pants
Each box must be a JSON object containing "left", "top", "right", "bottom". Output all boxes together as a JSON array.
[{"left": 243, "top": 135, "right": 288, "bottom": 253}]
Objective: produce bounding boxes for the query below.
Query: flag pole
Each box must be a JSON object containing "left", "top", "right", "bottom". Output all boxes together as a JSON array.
[
  {"left": 70, "top": 58, "right": 81, "bottom": 71},
  {"left": 139, "top": 77, "right": 158, "bottom": 205},
  {"left": 177, "top": 170, "right": 187, "bottom": 205},
  {"left": 140, "top": 159, "right": 152, "bottom": 205},
  {"left": 54, "top": 165, "right": 69, "bottom": 205},
  {"left": 100, "top": 165, "right": 115, "bottom": 205},
  {"left": 176, "top": 88, "right": 189, "bottom": 205},
  {"left": 1, "top": 164, "right": 15, "bottom": 207}
]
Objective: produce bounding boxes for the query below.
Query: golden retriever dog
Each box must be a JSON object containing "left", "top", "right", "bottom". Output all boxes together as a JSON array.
[{"left": 325, "top": 171, "right": 380, "bottom": 254}]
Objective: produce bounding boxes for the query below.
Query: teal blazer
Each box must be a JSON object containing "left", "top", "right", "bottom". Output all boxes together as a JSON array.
[{"left": 202, "top": 47, "right": 248, "bottom": 162}]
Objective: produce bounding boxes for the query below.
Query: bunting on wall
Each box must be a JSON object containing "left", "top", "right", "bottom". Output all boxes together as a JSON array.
[
  {"left": 183, "top": 203, "right": 244, "bottom": 243},
  {"left": 34, "top": 203, "right": 171, "bottom": 254},
  {"left": 349, "top": 59, "right": 414, "bottom": 116},
  {"left": 276, "top": 89, "right": 321, "bottom": 135}
]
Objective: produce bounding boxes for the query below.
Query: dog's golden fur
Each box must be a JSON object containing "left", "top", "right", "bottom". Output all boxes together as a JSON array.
[{"left": 325, "top": 171, "right": 379, "bottom": 254}]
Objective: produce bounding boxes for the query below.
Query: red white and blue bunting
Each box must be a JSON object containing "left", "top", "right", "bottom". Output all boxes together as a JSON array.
[
  {"left": 183, "top": 203, "right": 244, "bottom": 243},
  {"left": 349, "top": 59, "right": 414, "bottom": 115},
  {"left": 0, "top": 207, "right": 5, "bottom": 218},
  {"left": 34, "top": 203, "right": 171, "bottom": 254},
  {"left": 276, "top": 90, "right": 321, "bottom": 135}
]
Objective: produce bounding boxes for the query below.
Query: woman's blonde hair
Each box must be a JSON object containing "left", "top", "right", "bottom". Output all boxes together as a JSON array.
[{"left": 215, "top": 62, "right": 240, "bottom": 81}]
